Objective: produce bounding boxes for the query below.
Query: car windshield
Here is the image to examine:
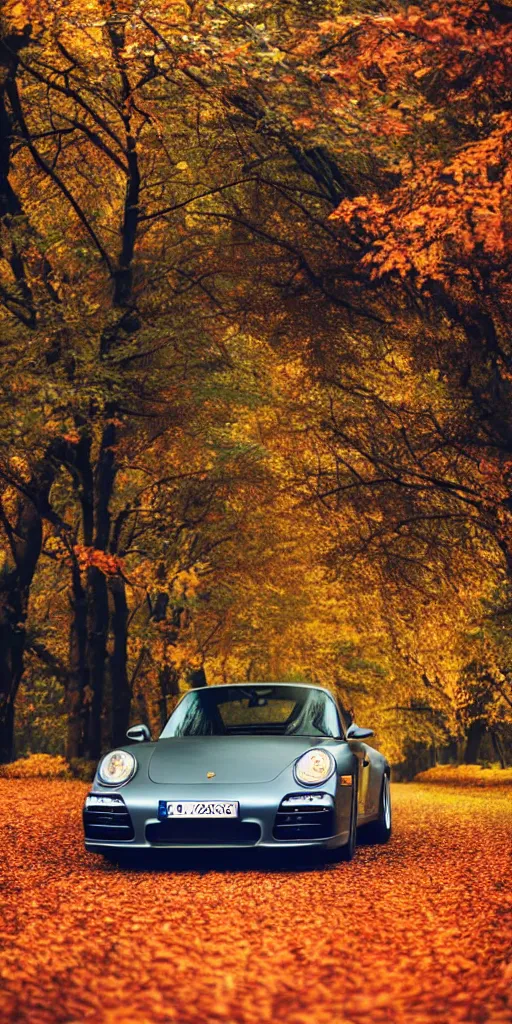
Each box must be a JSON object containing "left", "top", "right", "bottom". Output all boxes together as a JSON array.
[{"left": 160, "top": 685, "right": 341, "bottom": 738}]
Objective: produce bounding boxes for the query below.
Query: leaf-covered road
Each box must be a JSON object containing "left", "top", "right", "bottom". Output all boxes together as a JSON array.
[{"left": 1, "top": 781, "right": 511, "bottom": 1024}]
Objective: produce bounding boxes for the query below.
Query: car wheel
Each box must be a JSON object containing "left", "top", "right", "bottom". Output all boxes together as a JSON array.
[{"left": 365, "top": 775, "right": 392, "bottom": 844}]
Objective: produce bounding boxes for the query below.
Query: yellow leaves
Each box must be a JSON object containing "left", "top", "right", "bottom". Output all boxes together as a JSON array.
[
  {"left": 120, "top": 42, "right": 139, "bottom": 60},
  {"left": 166, "top": 644, "right": 190, "bottom": 670},
  {"left": 7, "top": 454, "right": 31, "bottom": 482},
  {"left": 44, "top": 534, "right": 69, "bottom": 560},
  {"left": 173, "top": 567, "right": 201, "bottom": 600},
  {"left": 416, "top": 764, "right": 512, "bottom": 786},
  {"left": 3, "top": 1, "right": 29, "bottom": 31}
]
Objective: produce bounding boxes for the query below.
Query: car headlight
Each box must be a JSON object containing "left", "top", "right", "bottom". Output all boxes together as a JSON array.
[
  {"left": 294, "top": 748, "right": 335, "bottom": 786},
  {"left": 98, "top": 750, "right": 137, "bottom": 787}
]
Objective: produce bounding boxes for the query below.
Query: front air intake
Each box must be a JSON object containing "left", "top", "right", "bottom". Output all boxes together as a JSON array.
[
  {"left": 273, "top": 792, "right": 335, "bottom": 841},
  {"left": 83, "top": 793, "right": 134, "bottom": 841}
]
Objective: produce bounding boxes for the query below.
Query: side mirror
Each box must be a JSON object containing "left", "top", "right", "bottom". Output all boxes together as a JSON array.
[
  {"left": 126, "top": 724, "right": 151, "bottom": 743},
  {"left": 346, "top": 723, "right": 374, "bottom": 740}
]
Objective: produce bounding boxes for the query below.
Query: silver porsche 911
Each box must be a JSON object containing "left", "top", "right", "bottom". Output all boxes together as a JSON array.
[{"left": 83, "top": 683, "right": 391, "bottom": 862}]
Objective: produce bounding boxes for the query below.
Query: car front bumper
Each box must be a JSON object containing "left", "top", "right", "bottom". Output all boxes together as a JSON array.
[{"left": 84, "top": 780, "right": 352, "bottom": 853}]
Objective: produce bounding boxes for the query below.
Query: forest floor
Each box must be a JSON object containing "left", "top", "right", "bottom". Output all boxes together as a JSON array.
[{"left": 0, "top": 782, "right": 511, "bottom": 1024}]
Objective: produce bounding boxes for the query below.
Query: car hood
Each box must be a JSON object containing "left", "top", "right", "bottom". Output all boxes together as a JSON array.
[{"left": 148, "top": 735, "right": 339, "bottom": 784}]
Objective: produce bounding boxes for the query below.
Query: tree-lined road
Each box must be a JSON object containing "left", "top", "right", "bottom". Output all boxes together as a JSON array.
[{"left": 1, "top": 782, "right": 511, "bottom": 1024}]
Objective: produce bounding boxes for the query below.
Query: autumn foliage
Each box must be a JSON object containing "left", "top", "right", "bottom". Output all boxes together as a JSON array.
[{"left": 0, "top": 0, "right": 511, "bottom": 771}]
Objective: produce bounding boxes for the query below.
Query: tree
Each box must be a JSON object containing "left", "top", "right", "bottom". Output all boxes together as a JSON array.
[
  {"left": 2, "top": 0, "right": 512, "bottom": 768},
  {"left": 1, "top": 0, "right": 382, "bottom": 759}
]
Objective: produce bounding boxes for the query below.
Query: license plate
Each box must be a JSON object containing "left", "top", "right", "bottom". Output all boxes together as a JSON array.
[{"left": 166, "top": 801, "right": 239, "bottom": 818}]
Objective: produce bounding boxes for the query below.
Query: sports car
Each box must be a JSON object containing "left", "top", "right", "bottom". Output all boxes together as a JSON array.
[{"left": 83, "top": 682, "right": 391, "bottom": 861}]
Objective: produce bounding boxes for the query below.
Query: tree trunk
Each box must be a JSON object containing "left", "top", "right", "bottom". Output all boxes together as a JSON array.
[
  {"left": 189, "top": 666, "right": 207, "bottom": 688},
  {"left": 134, "top": 687, "right": 150, "bottom": 731},
  {"left": 150, "top": 592, "right": 183, "bottom": 729},
  {"left": 85, "top": 565, "right": 109, "bottom": 760},
  {"left": 490, "top": 730, "right": 507, "bottom": 769},
  {"left": 157, "top": 665, "right": 180, "bottom": 732},
  {"left": 63, "top": 424, "right": 117, "bottom": 761},
  {"left": 110, "top": 576, "right": 131, "bottom": 747},
  {"left": 437, "top": 740, "right": 458, "bottom": 765},
  {"left": 66, "top": 561, "right": 89, "bottom": 760},
  {"left": 157, "top": 670, "right": 169, "bottom": 734},
  {"left": 463, "top": 719, "right": 487, "bottom": 764},
  {"left": 59, "top": 433, "right": 93, "bottom": 759},
  {"left": 0, "top": 666, "right": 16, "bottom": 764},
  {"left": 0, "top": 465, "right": 53, "bottom": 762},
  {"left": 0, "top": 571, "right": 26, "bottom": 762}
]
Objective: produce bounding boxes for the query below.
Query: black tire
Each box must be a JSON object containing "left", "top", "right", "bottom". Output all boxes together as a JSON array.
[{"left": 365, "top": 774, "right": 392, "bottom": 844}]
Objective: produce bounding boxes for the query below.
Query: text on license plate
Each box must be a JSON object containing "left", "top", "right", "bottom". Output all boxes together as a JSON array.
[{"left": 166, "top": 801, "right": 239, "bottom": 818}]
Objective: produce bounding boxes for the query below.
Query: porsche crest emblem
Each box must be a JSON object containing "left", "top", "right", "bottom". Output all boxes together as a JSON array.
[{"left": 206, "top": 771, "right": 216, "bottom": 779}]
